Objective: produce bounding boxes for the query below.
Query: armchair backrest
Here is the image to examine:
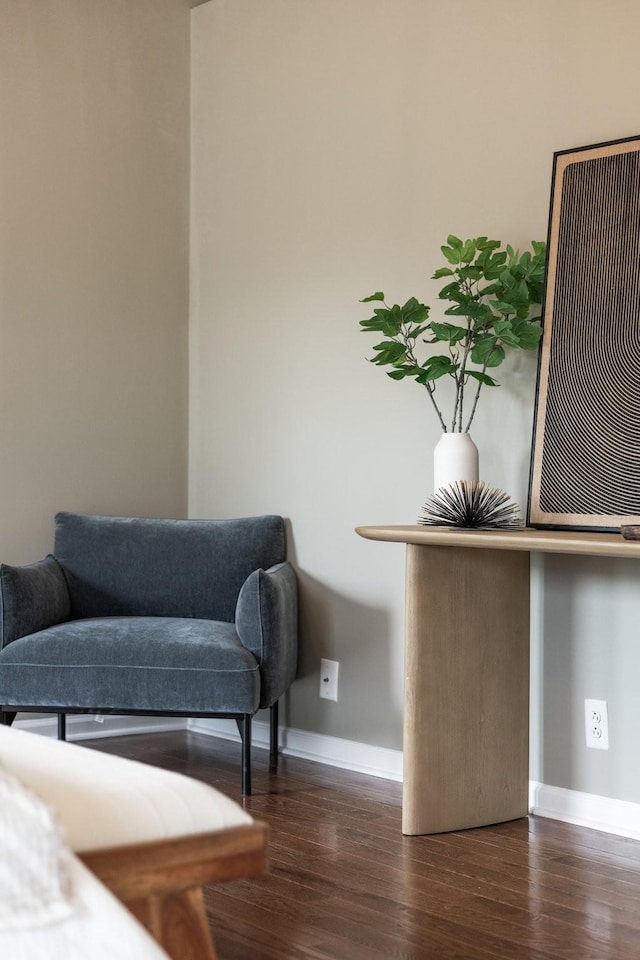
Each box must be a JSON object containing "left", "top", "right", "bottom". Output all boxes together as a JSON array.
[{"left": 54, "top": 513, "right": 286, "bottom": 622}]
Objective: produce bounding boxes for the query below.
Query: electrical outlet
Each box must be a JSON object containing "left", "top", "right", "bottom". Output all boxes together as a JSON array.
[
  {"left": 319, "top": 658, "right": 339, "bottom": 701},
  {"left": 585, "top": 698, "right": 609, "bottom": 750}
]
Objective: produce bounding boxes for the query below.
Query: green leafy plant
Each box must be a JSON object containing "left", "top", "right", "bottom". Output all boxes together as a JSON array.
[{"left": 360, "top": 235, "right": 546, "bottom": 432}]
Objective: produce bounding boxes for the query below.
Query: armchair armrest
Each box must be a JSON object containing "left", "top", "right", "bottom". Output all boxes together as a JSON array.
[
  {"left": 235, "top": 562, "right": 298, "bottom": 708},
  {"left": 0, "top": 555, "right": 71, "bottom": 649}
]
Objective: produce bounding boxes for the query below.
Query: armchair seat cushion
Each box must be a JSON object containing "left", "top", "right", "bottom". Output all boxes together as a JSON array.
[{"left": 0, "top": 618, "right": 260, "bottom": 715}]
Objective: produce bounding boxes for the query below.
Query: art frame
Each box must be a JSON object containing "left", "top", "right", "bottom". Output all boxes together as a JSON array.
[{"left": 528, "top": 134, "right": 640, "bottom": 531}]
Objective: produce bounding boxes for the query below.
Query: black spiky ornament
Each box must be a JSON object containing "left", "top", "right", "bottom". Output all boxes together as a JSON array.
[{"left": 419, "top": 481, "right": 524, "bottom": 530}]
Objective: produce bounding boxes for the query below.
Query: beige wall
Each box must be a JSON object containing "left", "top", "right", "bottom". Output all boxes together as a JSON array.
[
  {"left": 191, "top": 0, "right": 640, "bottom": 802},
  {"left": 0, "top": 0, "right": 191, "bottom": 564}
]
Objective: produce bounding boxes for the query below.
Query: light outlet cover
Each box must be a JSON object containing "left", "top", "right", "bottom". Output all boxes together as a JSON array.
[
  {"left": 319, "top": 658, "right": 339, "bottom": 701},
  {"left": 585, "top": 698, "right": 609, "bottom": 750}
]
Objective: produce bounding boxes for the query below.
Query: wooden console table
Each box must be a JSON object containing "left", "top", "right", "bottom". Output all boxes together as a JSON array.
[{"left": 355, "top": 525, "right": 640, "bottom": 835}]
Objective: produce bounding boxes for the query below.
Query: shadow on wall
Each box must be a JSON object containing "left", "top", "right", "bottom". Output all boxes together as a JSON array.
[{"left": 285, "top": 568, "right": 403, "bottom": 751}]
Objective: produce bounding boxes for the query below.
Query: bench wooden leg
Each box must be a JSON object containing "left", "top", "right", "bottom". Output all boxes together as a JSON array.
[
  {"left": 81, "top": 823, "right": 268, "bottom": 960},
  {"left": 128, "top": 887, "right": 217, "bottom": 960}
]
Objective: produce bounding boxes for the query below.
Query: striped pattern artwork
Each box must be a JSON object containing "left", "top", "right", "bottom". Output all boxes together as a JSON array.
[{"left": 528, "top": 136, "right": 640, "bottom": 530}]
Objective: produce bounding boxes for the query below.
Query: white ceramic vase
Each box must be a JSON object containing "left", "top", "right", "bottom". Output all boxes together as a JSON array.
[{"left": 433, "top": 432, "right": 479, "bottom": 492}]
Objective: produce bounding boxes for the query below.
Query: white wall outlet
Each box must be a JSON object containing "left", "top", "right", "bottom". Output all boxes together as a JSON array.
[
  {"left": 319, "top": 658, "right": 339, "bottom": 701},
  {"left": 585, "top": 698, "right": 609, "bottom": 750}
]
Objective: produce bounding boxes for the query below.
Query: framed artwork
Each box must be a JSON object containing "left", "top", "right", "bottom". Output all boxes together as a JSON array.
[{"left": 528, "top": 135, "right": 640, "bottom": 531}]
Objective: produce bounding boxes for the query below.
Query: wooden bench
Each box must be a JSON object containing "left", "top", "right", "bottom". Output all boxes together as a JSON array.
[{"left": 0, "top": 727, "right": 267, "bottom": 959}]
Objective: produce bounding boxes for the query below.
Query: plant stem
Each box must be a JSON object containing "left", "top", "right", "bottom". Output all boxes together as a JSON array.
[
  {"left": 454, "top": 275, "right": 477, "bottom": 432},
  {"left": 401, "top": 327, "right": 448, "bottom": 432},
  {"left": 448, "top": 341, "right": 460, "bottom": 432},
  {"left": 464, "top": 341, "right": 497, "bottom": 432},
  {"left": 425, "top": 383, "right": 448, "bottom": 431}
]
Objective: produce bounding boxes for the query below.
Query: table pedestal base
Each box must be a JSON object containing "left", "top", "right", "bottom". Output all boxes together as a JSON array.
[{"left": 402, "top": 544, "right": 530, "bottom": 835}]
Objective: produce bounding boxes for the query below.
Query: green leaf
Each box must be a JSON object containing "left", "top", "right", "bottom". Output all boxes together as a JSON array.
[
  {"left": 475, "top": 247, "right": 491, "bottom": 272},
  {"left": 418, "top": 355, "right": 457, "bottom": 382},
  {"left": 485, "top": 345, "right": 505, "bottom": 367},
  {"left": 460, "top": 239, "right": 476, "bottom": 263},
  {"left": 432, "top": 267, "right": 454, "bottom": 279},
  {"left": 511, "top": 318, "right": 543, "bottom": 349},
  {"left": 492, "top": 300, "right": 518, "bottom": 316},
  {"left": 359, "top": 306, "right": 403, "bottom": 337},
  {"left": 476, "top": 282, "right": 502, "bottom": 298},
  {"left": 483, "top": 252, "right": 508, "bottom": 279},
  {"left": 395, "top": 363, "right": 422, "bottom": 378},
  {"left": 444, "top": 300, "right": 486, "bottom": 322},
  {"left": 376, "top": 306, "right": 403, "bottom": 336},
  {"left": 429, "top": 321, "right": 467, "bottom": 343},
  {"left": 359, "top": 316, "right": 393, "bottom": 333},
  {"left": 466, "top": 370, "right": 499, "bottom": 386},
  {"left": 441, "top": 245, "right": 460, "bottom": 265},
  {"left": 498, "top": 268, "right": 516, "bottom": 289},
  {"left": 484, "top": 266, "right": 505, "bottom": 281},
  {"left": 416, "top": 369, "right": 453, "bottom": 385},
  {"left": 470, "top": 303, "right": 495, "bottom": 325},
  {"left": 370, "top": 341, "right": 407, "bottom": 365},
  {"left": 457, "top": 266, "right": 483, "bottom": 282},
  {"left": 400, "top": 297, "right": 430, "bottom": 326},
  {"left": 360, "top": 292, "right": 385, "bottom": 303},
  {"left": 409, "top": 324, "right": 431, "bottom": 339},
  {"left": 446, "top": 235, "right": 462, "bottom": 249},
  {"left": 492, "top": 321, "right": 520, "bottom": 347},
  {"left": 437, "top": 281, "right": 465, "bottom": 303},
  {"left": 471, "top": 338, "right": 505, "bottom": 367},
  {"left": 492, "top": 320, "right": 514, "bottom": 336},
  {"left": 386, "top": 368, "right": 408, "bottom": 380}
]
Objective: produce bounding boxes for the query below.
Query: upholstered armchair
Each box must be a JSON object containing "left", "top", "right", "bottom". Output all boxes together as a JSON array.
[{"left": 0, "top": 512, "right": 298, "bottom": 794}]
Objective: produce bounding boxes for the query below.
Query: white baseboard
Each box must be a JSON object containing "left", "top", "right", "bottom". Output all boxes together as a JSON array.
[
  {"left": 529, "top": 781, "right": 640, "bottom": 841},
  {"left": 280, "top": 724, "right": 403, "bottom": 781},
  {"left": 14, "top": 714, "right": 640, "bottom": 840},
  {"left": 189, "top": 720, "right": 640, "bottom": 838},
  {"left": 15, "top": 714, "right": 187, "bottom": 741},
  {"left": 187, "top": 717, "right": 404, "bottom": 782}
]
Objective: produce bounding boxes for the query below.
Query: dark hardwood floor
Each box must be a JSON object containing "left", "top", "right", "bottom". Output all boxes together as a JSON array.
[{"left": 87, "top": 731, "right": 640, "bottom": 960}]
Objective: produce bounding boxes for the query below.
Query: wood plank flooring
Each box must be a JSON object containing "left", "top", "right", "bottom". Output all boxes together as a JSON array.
[{"left": 86, "top": 731, "right": 640, "bottom": 959}]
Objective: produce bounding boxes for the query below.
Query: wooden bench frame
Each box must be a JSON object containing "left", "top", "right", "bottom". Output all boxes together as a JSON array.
[{"left": 81, "top": 822, "right": 268, "bottom": 960}]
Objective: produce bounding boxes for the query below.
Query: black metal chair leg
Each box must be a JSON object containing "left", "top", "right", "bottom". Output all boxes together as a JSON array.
[
  {"left": 57, "top": 713, "right": 66, "bottom": 741},
  {"left": 269, "top": 700, "right": 279, "bottom": 770},
  {"left": 241, "top": 713, "right": 252, "bottom": 797},
  {"left": 0, "top": 709, "right": 16, "bottom": 727}
]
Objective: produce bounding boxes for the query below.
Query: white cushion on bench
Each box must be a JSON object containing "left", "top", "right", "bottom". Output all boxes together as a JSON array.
[
  {"left": 0, "top": 727, "right": 251, "bottom": 852},
  {"left": 0, "top": 853, "right": 172, "bottom": 960}
]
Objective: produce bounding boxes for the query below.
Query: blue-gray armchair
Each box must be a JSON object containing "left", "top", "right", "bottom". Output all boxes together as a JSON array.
[{"left": 0, "top": 512, "right": 298, "bottom": 794}]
